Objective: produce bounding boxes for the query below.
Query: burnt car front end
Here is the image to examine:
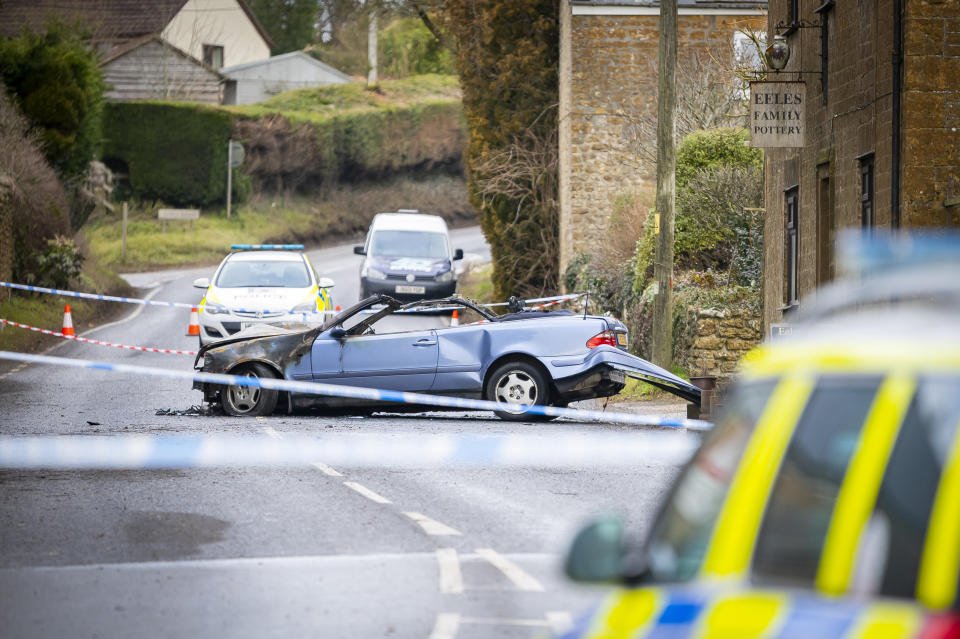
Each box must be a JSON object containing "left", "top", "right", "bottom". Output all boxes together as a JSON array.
[{"left": 193, "top": 324, "right": 319, "bottom": 407}]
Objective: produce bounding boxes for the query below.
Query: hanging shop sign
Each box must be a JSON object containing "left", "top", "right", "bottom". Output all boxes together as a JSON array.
[{"left": 749, "top": 81, "right": 806, "bottom": 148}]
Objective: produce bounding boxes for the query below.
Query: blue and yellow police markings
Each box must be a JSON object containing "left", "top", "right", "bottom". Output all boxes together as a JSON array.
[
  {"left": 570, "top": 586, "right": 932, "bottom": 639},
  {"left": 816, "top": 373, "right": 915, "bottom": 596},
  {"left": 917, "top": 421, "right": 960, "bottom": 610},
  {"left": 700, "top": 374, "right": 814, "bottom": 581}
]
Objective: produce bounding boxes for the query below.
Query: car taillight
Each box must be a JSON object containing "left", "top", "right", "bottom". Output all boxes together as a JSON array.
[
  {"left": 587, "top": 330, "right": 618, "bottom": 349},
  {"left": 919, "top": 614, "right": 960, "bottom": 639}
]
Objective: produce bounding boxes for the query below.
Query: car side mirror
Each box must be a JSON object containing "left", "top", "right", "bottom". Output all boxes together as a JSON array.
[
  {"left": 318, "top": 277, "right": 335, "bottom": 289},
  {"left": 193, "top": 277, "right": 210, "bottom": 289},
  {"left": 453, "top": 248, "right": 464, "bottom": 261},
  {"left": 564, "top": 516, "right": 628, "bottom": 583},
  {"left": 329, "top": 327, "right": 347, "bottom": 339},
  {"left": 353, "top": 246, "right": 366, "bottom": 255}
]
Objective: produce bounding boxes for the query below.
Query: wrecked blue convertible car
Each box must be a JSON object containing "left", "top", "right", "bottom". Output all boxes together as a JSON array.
[{"left": 194, "top": 295, "right": 701, "bottom": 419}]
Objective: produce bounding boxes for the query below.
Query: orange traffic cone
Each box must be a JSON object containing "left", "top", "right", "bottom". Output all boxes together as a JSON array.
[
  {"left": 451, "top": 309, "right": 459, "bottom": 327},
  {"left": 335, "top": 306, "right": 341, "bottom": 311},
  {"left": 186, "top": 307, "right": 200, "bottom": 336},
  {"left": 61, "top": 304, "right": 75, "bottom": 336}
]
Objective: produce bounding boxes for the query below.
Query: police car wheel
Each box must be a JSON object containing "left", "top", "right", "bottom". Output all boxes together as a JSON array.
[
  {"left": 220, "top": 363, "right": 279, "bottom": 417},
  {"left": 486, "top": 360, "right": 556, "bottom": 422}
]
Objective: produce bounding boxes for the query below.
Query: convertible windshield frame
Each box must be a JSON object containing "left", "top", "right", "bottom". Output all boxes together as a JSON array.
[{"left": 399, "top": 296, "right": 499, "bottom": 321}]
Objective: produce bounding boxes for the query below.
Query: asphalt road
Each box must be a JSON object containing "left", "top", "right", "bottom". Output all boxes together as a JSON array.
[{"left": 0, "top": 227, "right": 693, "bottom": 639}]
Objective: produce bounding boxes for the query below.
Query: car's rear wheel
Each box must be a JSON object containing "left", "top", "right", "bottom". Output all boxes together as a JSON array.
[
  {"left": 220, "top": 363, "right": 279, "bottom": 417},
  {"left": 486, "top": 360, "right": 555, "bottom": 421}
]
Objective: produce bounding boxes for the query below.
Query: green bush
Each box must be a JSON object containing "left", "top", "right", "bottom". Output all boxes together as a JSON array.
[
  {"left": 380, "top": 18, "right": 456, "bottom": 77},
  {"left": 0, "top": 22, "right": 105, "bottom": 180},
  {"left": 103, "top": 102, "right": 233, "bottom": 206},
  {"left": 634, "top": 128, "right": 763, "bottom": 290},
  {"left": 676, "top": 127, "right": 761, "bottom": 190},
  {"left": 35, "top": 235, "right": 84, "bottom": 289}
]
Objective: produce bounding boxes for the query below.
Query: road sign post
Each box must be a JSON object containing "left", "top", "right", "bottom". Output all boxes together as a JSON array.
[{"left": 226, "top": 140, "right": 245, "bottom": 220}]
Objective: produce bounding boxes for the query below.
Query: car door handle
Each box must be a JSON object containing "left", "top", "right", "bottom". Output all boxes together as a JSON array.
[{"left": 413, "top": 339, "right": 437, "bottom": 346}]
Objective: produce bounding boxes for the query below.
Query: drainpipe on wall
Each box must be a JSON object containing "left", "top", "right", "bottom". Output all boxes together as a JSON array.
[{"left": 891, "top": 0, "right": 903, "bottom": 228}]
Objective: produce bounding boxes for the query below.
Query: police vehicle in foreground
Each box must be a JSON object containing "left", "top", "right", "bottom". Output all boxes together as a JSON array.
[
  {"left": 192, "top": 244, "right": 335, "bottom": 346},
  {"left": 560, "top": 232, "right": 960, "bottom": 639}
]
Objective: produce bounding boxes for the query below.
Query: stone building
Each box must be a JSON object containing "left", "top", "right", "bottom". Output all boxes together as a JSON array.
[
  {"left": 762, "top": 0, "right": 960, "bottom": 329},
  {"left": 558, "top": 0, "right": 768, "bottom": 274}
]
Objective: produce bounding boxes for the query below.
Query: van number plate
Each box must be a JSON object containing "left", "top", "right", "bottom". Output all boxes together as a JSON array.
[{"left": 396, "top": 285, "right": 426, "bottom": 294}]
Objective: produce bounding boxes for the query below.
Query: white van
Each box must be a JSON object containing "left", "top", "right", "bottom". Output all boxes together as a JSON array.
[{"left": 354, "top": 210, "right": 463, "bottom": 301}]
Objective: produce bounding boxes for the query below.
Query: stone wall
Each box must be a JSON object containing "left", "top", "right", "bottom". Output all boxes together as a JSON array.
[
  {"left": 558, "top": 4, "right": 767, "bottom": 274},
  {"left": 901, "top": 0, "right": 960, "bottom": 225},
  {"left": 675, "top": 305, "right": 763, "bottom": 381},
  {"left": 762, "top": 0, "right": 960, "bottom": 331}
]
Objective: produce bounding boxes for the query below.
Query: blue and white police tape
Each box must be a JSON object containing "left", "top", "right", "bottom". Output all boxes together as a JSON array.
[
  {"left": 0, "top": 281, "right": 197, "bottom": 310},
  {"left": 0, "top": 280, "right": 582, "bottom": 317},
  {"left": 0, "top": 431, "right": 700, "bottom": 470},
  {"left": 0, "top": 350, "right": 713, "bottom": 430}
]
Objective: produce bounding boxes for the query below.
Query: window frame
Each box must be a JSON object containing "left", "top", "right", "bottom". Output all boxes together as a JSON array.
[
  {"left": 203, "top": 44, "right": 224, "bottom": 69},
  {"left": 785, "top": 187, "right": 800, "bottom": 308},
  {"left": 860, "top": 154, "right": 875, "bottom": 230}
]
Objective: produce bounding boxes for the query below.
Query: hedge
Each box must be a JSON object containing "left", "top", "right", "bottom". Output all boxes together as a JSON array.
[
  {"left": 102, "top": 102, "right": 233, "bottom": 207},
  {"left": 102, "top": 87, "right": 464, "bottom": 206}
]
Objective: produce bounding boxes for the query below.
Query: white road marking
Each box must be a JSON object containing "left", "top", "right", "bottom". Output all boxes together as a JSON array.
[
  {"left": 428, "top": 613, "right": 460, "bottom": 639},
  {"left": 0, "top": 363, "right": 27, "bottom": 381},
  {"left": 343, "top": 481, "right": 392, "bottom": 504},
  {"left": 403, "top": 512, "right": 462, "bottom": 536},
  {"left": 546, "top": 611, "right": 574, "bottom": 634},
  {"left": 476, "top": 548, "right": 544, "bottom": 591},
  {"left": 435, "top": 548, "right": 463, "bottom": 594},
  {"left": 262, "top": 426, "right": 282, "bottom": 439},
  {"left": 80, "top": 286, "right": 162, "bottom": 336},
  {"left": 460, "top": 616, "right": 551, "bottom": 627},
  {"left": 311, "top": 461, "right": 342, "bottom": 476}
]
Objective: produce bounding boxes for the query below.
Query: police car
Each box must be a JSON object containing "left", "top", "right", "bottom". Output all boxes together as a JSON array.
[
  {"left": 560, "top": 232, "right": 960, "bottom": 638},
  {"left": 192, "top": 245, "right": 335, "bottom": 346}
]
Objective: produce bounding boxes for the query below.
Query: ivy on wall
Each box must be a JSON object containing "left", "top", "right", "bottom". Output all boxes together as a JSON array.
[{"left": 438, "top": 0, "right": 560, "bottom": 299}]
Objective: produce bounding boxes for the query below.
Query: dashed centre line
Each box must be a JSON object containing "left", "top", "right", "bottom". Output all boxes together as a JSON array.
[
  {"left": 344, "top": 481, "right": 393, "bottom": 504},
  {"left": 404, "top": 512, "right": 462, "bottom": 536},
  {"left": 435, "top": 548, "right": 464, "bottom": 594},
  {"left": 476, "top": 548, "right": 544, "bottom": 591},
  {"left": 311, "top": 461, "right": 342, "bottom": 476},
  {"left": 428, "top": 613, "right": 460, "bottom": 639}
]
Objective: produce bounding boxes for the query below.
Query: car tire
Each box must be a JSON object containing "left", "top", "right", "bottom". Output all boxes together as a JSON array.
[
  {"left": 220, "top": 363, "right": 279, "bottom": 417},
  {"left": 485, "top": 360, "right": 556, "bottom": 421}
]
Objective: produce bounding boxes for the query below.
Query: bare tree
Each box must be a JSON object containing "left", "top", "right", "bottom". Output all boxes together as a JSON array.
[
  {"left": 623, "top": 44, "right": 751, "bottom": 167},
  {"left": 471, "top": 116, "right": 560, "bottom": 298}
]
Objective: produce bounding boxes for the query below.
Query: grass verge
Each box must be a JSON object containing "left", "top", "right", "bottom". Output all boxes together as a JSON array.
[{"left": 84, "top": 174, "right": 473, "bottom": 272}]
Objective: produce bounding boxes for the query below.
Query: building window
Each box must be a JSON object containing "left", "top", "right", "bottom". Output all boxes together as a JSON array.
[
  {"left": 861, "top": 154, "right": 875, "bottom": 229},
  {"left": 814, "top": 1, "right": 834, "bottom": 104},
  {"left": 816, "top": 167, "right": 833, "bottom": 285},
  {"left": 203, "top": 44, "right": 224, "bottom": 69},
  {"left": 786, "top": 187, "right": 799, "bottom": 307}
]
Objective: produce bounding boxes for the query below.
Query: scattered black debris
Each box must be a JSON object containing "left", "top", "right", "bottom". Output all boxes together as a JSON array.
[
  {"left": 86, "top": 421, "right": 101, "bottom": 426},
  {"left": 155, "top": 405, "right": 217, "bottom": 417}
]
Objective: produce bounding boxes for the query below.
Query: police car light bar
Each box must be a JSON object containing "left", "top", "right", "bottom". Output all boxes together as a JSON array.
[{"left": 230, "top": 244, "right": 305, "bottom": 250}]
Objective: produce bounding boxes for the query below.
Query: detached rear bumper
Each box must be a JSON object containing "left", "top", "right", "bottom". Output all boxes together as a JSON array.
[{"left": 545, "top": 346, "right": 702, "bottom": 405}]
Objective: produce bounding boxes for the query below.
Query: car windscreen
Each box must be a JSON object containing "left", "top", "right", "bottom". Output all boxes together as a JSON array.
[
  {"left": 216, "top": 260, "right": 311, "bottom": 288},
  {"left": 370, "top": 230, "right": 449, "bottom": 259},
  {"left": 642, "top": 379, "right": 777, "bottom": 582}
]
